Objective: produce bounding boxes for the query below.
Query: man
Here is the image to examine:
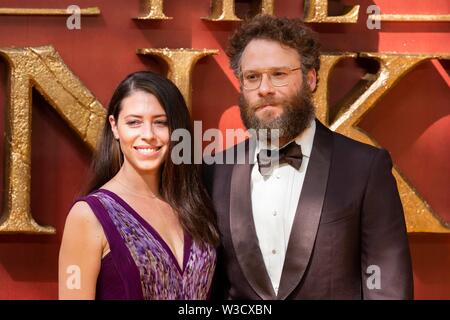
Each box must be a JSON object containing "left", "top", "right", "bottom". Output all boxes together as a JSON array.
[{"left": 204, "top": 15, "right": 413, "bottom": 299}]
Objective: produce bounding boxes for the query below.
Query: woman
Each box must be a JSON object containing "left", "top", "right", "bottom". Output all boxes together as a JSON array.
[{"left": 59, "top": 71, "right": 219, "bottom": 299}]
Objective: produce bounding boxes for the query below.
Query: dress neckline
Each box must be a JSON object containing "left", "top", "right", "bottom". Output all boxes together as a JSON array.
[{"left": 96, "top": 188, "right": 192, "bottom": 275}]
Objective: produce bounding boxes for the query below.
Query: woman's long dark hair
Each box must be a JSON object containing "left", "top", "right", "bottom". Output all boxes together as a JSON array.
[{"left": 85, "top": 71, "right": 219, "bottom": 247}]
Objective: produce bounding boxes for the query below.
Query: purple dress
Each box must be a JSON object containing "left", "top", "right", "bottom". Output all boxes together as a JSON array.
[{"left": 77, "top": 189, "right": 217, "bottom": 300}]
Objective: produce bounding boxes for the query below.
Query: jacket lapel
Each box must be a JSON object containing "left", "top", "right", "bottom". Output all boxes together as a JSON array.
[
  {"left": 277, "top": 120, "right": 333, "bottom": 299},
  {"left": 229, "top": 139, "right": 276, "bottom": 300}
]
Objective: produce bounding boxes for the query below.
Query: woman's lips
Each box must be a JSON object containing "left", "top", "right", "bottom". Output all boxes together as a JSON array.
[{"left": 133, "top": 145, "right": 162, "bottom": 156}]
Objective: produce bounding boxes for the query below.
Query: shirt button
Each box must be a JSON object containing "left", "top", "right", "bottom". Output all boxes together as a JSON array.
[
  {"left": 273, "top": 211, "right": 277, "bottom": 216},
  {"left": 272, "top": 249, "right": 277, "bottom": 255},
  {"left": 276, "top": 174, "right": 281, "bottom": 179}
]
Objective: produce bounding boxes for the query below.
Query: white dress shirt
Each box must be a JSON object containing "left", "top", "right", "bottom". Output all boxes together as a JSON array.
[{"left": 251, "top": 119, "right": 316, "bottom": 295}]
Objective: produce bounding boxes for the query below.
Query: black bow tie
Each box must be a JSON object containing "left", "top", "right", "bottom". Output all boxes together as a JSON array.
[{"left": 257, "top": 142, "right": 303, "bottom": 176}]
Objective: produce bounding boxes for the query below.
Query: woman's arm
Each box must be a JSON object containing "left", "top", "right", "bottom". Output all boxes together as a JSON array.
[{"left": 58, "top": 201, "right": 105, "bottom": 299}]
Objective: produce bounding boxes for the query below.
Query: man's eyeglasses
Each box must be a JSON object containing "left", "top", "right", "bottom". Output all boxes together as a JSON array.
[{"left": 240, "top": 66, "right": 301, "bottom": 90}]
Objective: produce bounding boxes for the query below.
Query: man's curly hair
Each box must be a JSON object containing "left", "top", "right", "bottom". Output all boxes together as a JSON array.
[{"left": 227, "top": 15, "right": 321, "bottom": 80}]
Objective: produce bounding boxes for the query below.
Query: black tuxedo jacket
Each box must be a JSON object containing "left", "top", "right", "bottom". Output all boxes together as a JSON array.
[{"left": 204, "top": 120, "right": 413, "bottom": 299}]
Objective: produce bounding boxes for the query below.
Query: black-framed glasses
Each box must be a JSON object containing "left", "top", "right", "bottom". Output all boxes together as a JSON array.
[{"left": 240, "top": 66, "right": 301, "bottom": 90}]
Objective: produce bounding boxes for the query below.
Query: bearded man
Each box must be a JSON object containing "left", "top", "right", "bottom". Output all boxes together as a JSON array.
[{"left": 204, "top": 15, "right": 413, "bottom": 300}]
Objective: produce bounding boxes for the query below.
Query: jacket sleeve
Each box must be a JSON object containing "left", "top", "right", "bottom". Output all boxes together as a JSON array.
[{"left": 360, "top": 148, "right": 414, "bottom": 299}]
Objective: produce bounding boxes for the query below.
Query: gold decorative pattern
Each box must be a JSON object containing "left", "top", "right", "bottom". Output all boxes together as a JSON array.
[
  {"left": 0, "top": 46, "right": 106, "bottom": 234},
  {"left": 136, "top": 48, "right": 218, "bottom": 113},
  {"left": 134, "top": 0, "right": 172, "bottom": 20},
  {"left": 0, "top": 7, "right": 100, "bottom": 16},
  {"left": 303, "top": 0, "right": 359, "bottom": 23},
  {"left": 313, "top": 53, "right": 450, "bottom": 233}
]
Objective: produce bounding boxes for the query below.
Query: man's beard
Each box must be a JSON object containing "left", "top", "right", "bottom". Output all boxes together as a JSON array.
[{"left": 238, "top": 82, "right": 315, "bottom": 145}]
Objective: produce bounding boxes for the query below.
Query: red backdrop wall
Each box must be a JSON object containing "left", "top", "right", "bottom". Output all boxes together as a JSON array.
[{"left": 0, "top": 0, "right": 448, "bottom": 299}]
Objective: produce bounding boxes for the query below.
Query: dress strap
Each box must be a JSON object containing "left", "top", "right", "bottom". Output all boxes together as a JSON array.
[{"left": 75, "top": 191, "right": 144, "bottom": 299}]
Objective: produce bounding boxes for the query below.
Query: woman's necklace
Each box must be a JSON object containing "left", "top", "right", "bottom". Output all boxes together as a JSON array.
[{"left": 113, "top": 177, "right": 158, "bottom": 200}]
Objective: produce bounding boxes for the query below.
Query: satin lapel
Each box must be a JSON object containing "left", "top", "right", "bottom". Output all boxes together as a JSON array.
[
  {"left": 229, "top": 139, "right": 276, "bottom": 300},
  {"left": 277, "top": 120, "right": 333, "bottom": 300}
]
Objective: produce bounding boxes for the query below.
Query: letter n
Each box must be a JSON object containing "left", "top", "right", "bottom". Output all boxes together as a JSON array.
[{"left": 0, "top": 46, "right": 105, "bottom": 234}]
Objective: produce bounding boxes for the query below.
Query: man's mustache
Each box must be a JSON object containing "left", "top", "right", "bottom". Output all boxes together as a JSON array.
[{"left": 251, "top": 98, "right": 284, "bottom": 110}]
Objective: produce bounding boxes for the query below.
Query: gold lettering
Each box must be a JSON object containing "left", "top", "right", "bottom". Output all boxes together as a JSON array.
[
  {"left": 202, "top": 0, "right": 275, "bottom": 21},
  {"left": 203, "top": 0, "right": 240, "bottom": 21},
  {"left": 0, "top": 7, "right": 100, "bottom": 16},
  {"left": 136, "top": 48, "right": 218, "bottom": 113},
  {"left": 303, "top": 0, "right": 359, "bottom": 23},
  {"left": 313, "top": 52, "right": 357, "bottom": 124},
  {"left": 368, "top": 14, "right": 450, "bottom": 23},
  {"left": 256, "top": 0, "right": 276, "bottom": 16},
  {"left": 0, "top": 46, "right": 105, "bottom": 234},
  {"left": 134, "top": 0, "right": 172, "bottom": 20},
  {"left": 314, "top": 53, "right": 450, "bottom": 232}
]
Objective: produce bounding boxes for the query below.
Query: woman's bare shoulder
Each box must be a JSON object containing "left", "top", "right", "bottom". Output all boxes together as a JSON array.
[{"left": 64, "top": 200, "right": 103, "bottom": 236}]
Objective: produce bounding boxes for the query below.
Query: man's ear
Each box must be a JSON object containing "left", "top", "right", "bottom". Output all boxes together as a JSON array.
[
  {"left": 306, "top": 68, "right": 317, "bottom": 92},
  {"left": 109, "top": 115, "right": 119, "bottom": 140}
]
